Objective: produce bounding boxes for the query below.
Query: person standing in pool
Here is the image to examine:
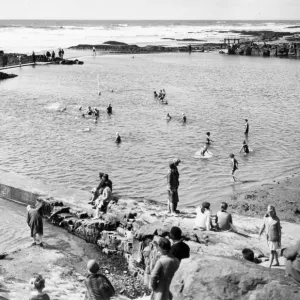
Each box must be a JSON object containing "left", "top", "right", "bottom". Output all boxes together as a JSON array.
[
  {"left": 107, "top": 104, "right": 112, "bottom": 114},
  {"left": 244, "top": 119, "right": 249, "bottom": 135},
  {"left": 115, "top": 132, "right": 121, "bottom": 144},
  {"left": 205, "top": 132, "right": 214, "bottom": 146},
  {"left": 239, "top": 140, "right": 250, "bottom": 154},
  {"left": 179, "top": 113, "right": 186, "bottom": 123},
  {"left": 229, "top": 153, "right": 238, "bottom": 182}
]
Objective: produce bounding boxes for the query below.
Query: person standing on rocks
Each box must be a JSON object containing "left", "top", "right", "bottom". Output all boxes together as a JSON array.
[
  {"left": 167, "top": 162, "right": 179, "bottom": 215},
  {"left": 84, "top": 260, "right": 115, "bottom": 300},
  {"left": 169, "top": 226, "right": 190, "bottom": 262},
  {"left": 26, "top": 205, "right": 44, "bottom": 247},
  {"left": 150, "top": 238, "right": 179, "bottom": 300},
  {"left": 259, "top": 205, "right": 281, "bottom": 268}
]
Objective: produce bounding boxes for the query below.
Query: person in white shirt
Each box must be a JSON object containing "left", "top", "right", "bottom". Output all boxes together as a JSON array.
[{"left": 194, "top": 202, "right": 211, "bottom": 231}]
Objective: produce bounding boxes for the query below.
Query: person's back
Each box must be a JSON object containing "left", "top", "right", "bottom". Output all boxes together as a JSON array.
[
  {"left": 217, "top": 211, "right": 232, "bottom": 231},
  {"left": 170, "top": 241, "right": 190, "bottom": 261},
  {"left": 29, "top": 293, "right": 50, "bottom": 300},
  {"left": 85, "top": 273, "right": 115, "bottom": 300}
]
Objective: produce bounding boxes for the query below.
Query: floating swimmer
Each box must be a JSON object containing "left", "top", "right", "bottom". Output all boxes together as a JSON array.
[
  {"left": 83, "top": 128, "right": 91, "bottom": 132},
  {"left": 60, "top": 107, "right": 67, "bottom": 112},
  {"left": 79, "top": 106, "right": 82, "bottom": 111},
  {"left": 115, "top": 132, "right": 121, "bottom": 144},
  {"left": 239, "top": 140, "right": 250, "bottom": 154},
  {"left": 98, "top": 91, "right": 101, "bottom": 96},
  {"left": 111, "top": 89, "right": 114, "bottom": 93}
]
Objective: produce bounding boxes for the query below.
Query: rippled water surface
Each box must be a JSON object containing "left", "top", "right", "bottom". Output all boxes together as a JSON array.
[{"left": 1, "top": 52, "right": 300, "bottom": 207}]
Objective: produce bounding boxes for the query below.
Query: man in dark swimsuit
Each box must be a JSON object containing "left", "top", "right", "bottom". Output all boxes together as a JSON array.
[{"left": 229, "top": 153, "right": 238, "bottom": 181}]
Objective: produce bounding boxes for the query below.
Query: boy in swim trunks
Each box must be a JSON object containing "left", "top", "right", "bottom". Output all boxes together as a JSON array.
[
  {"left": 206, "top": 132, "right": 214, "bottom": 145},
  {"left": 229, "top": 153, "right": 238, "bottom": 181}
]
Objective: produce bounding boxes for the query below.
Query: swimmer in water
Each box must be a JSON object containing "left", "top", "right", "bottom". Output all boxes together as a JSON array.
[
  {"left": 94, "top": 108, "right": 100, "bottom": 118},
  {"left": 239, "top": 140, "right": 250, "bottom": 154},
  {"left": 111, "top": 89, "right": 114, "bottom": 93},
  {"left": 179, "top": 113, "right": 187, "bottom": 123},
  {"left": 98, "top": 91, "right": 101, "bottom": 96},
  {"left": 154, "top": 91, "right": 158, "bottom": 98},
  {"left": 87, "top": 106, "right": 93, "bottom": 116},
  {"left": 115, "top": 132, "right": 121, "bottom": 144},
  {"left": 206, "top": 132, "right": 214, "bottom": 145},
  {"left": 107, "top": 103, "right": 112, "bottom": 114},
  {"left": 166, "top": 113, "right": 172, "bottom": 121},
  {"left": 61, "top": 107, "right": 67, "bottom": 112},
  {"left": 79, "top": 106, "right": 82, "bottom": 111},
  {"left": 229, "top": 153, "right": 238, "bottom": 182}
]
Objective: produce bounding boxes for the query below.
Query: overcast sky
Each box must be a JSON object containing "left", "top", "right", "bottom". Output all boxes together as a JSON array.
[{"left": 0, "top": 0, "right": 299, "bottom": 20}]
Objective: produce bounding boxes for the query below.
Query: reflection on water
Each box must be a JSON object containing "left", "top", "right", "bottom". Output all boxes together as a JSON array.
[{"left": 1, "top": 52, "right": 300, "bottom": 208}]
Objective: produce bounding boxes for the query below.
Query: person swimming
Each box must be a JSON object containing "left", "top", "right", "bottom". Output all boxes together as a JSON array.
[
  {"left": 239, "top": 140, "right": 250, "bottom": 154},
  {"left": 107, "top": 104, "right": 112, "bottom": 114},
  {"left": 166, "top": 113, "right": 172, "bottom": 121},
  {"left": 115, "top": 132, "right": 121, "bottom": 144},
  {"left": 206, "top": 132, "right": 214, "bottom": 145},
  {"left": 179, "top": 113, "right": 187, "bottom": 123},
  {"left": 154, "top": 91, "right": 158, "bottom": 98}
]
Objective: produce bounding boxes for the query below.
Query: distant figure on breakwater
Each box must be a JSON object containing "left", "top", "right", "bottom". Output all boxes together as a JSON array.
[
  {"left": 179, "top": 113, "right": 186, "bottom": 123},
  {"left": 46, "top": 51, "right": 51, "bottom": 61},
  {"left": 51, "top": 51, "right": 55, "bottom": 61},
  {"left": 29, "top": 274, "right": 50, "bottom": 300},
  {"left": 32, "top": 51, "right": 36, "bottom": 64},
  {"left": 188, "top": 44, "right": 192, "bottom": 54},
  {"left": 244, "top": 119, "right": 249, "bottom": 135},
  {"left": 84, "top": 260, "right": 115, "bottom": 299},
  {"left": 26, "top": 204, "right": 44, "bottom": 247},
  {"left": 240, "top": 140, "right": 250, "bottom": 154},
  {"left": 18, "top": 55, "right": 22, "bottom": 66},
  {"left": 229, "top": 153, "right": 238, "bottom": 182},
  {"left": 115, "top": 132, "right": 121, "bottom": 143},
  {"left": 93, "top": 47, "right": 96, "bottom": 56},
  {"left": 150, "top": 238, "right": 179, "bottom": 300},
  {"left": 107, "top": 103, "right": 112, "bottom": 114}
]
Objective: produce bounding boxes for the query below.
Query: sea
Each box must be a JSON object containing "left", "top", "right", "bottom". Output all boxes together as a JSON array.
[
  {"left": 1, "top": 19, "right": 300, "bottom": 53},
  {"left": 1, "top": 20, "right": 300, "bottom": 212}
]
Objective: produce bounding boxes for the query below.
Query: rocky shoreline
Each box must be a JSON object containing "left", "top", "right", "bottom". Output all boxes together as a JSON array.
[{"left": 1, "top": 171, "right": 300, "bottom": 299}]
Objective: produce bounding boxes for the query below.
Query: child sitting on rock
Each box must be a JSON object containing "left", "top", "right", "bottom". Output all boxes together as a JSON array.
[{"left": 29, "top": 274, "right": 50, "bottom": 300}]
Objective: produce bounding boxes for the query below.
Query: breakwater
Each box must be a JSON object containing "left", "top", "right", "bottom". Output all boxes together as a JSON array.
[{"left": 1, "top": 177, "right": 300, "bottom": 299}]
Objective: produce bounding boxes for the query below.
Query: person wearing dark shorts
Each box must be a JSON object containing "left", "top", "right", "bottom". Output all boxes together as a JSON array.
[
  {"left": 167, "top": 162, "right": 179, "bottom": 215},
  {"left": 240, "top": 140, "right": 250, "bottom": 154}
]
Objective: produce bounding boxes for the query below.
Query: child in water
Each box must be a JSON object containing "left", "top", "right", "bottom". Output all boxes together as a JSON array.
[
  {"left": 239, "top": 140, "right": 250, "bottom": 154},
  {"left": 115, "top": 132, "right": 121, "bottom": 144},
  {"left": 206, "top": 132, "right": 214, "bottom": 145},
  {"left": 229, "top": 153, "right": 238, "bottom": 181}
]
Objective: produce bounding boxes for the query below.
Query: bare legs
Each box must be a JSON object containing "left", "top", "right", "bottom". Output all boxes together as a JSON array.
[{"left": 269, "top": 250, "right": 279, "bottom": 268}]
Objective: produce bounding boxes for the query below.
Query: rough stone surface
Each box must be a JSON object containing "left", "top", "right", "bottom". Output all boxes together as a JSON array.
[{"left": 171, "top": 255, "right": 300, "bottom": 300}]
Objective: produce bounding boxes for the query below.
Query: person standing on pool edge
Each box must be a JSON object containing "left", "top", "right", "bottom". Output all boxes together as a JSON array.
[
  {"left": 229, "top": 153, "right": 238, "bottom": 182},
  {"left": 167, "top": 162, "right": 179, "bottom": 215},
  {"left": 244, "top": 119, "right": 249, "bottom": 135}
]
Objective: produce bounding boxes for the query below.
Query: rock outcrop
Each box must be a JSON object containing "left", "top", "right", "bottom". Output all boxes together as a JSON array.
[
  {"left": 171, "top": 255, "right": 300, "bottom": 300},
  {"left": 0, "top": 72, "right": 17, "bottom": 80}
]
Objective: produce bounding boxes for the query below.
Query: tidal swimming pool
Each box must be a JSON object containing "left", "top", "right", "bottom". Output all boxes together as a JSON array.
[{"left": 1, "top": 52, "right": 300, "bottom": 208}]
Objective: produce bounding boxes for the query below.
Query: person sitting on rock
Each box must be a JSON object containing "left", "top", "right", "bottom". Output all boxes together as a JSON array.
[
  {"left": 216, "top": 202, "right": 235, "bottom": 231},
  {"left": 194, "top": 202, "right": 211, "bottom": 231},
  {"left": 29, "top": 274, "right": 50, "bottom": 300},
  {"left": 85, "top": 260, "right": 115, "bottom": 300},
  {"left": 280, "top": 240, "right": 300, "bottom": 283},
  {"left": 151, "top": 238, "right": 179, "bottom": 300},
  {"left": 169, "top": 226, "right": 190, "bottom": 262},
  {"left": 90, "top": 173, "right": 113, "bottom": 204},
  {"left": 92, "top": 184, "right": 112, "bottom": 219}
]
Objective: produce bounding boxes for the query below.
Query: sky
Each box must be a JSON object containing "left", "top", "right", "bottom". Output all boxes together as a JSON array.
[{"left": 0, "top": 0, "right": 299, "bottom": 20}]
